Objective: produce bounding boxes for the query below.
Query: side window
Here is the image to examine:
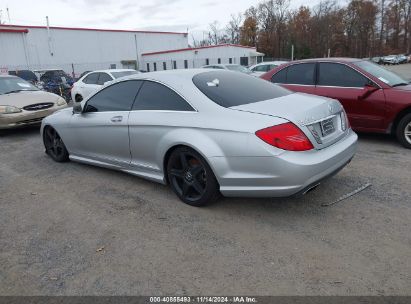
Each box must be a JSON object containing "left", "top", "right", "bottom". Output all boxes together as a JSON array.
[
  {"left": 268, "top": 64, "right": 277, "bottom": 70},
  {"left": 97, "top": 73, "right": 112, "bottom": 85},
  {"left": 133, "top": 81, "right": 194, "bottom": 111},
  {"left": 318, "top": 63, "right": 369, "bottom": 87},
  {"left": 84, "top": 80, "right": 143, "bottom": 112},
  {"left": 253, "top": 65, "right": 267, "bottom": 72},
  {"left": 286, "top": 63, "right": 315, "bottom": 85},
  {"left": 271, "top": 67, "right": 287, "bottom": 83},
  {"left": 83, "top": 73, "right": 99, "bottom": 84}
]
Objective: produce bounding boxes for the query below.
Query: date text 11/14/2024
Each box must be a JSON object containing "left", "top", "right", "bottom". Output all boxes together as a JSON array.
[{"left": 149, "top": 296, "right": 258, "bottom": 303}]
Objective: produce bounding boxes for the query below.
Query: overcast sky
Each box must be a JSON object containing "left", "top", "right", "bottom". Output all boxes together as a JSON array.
[{"left": 0, "top": 0, "right": 325, "bottom": 39}]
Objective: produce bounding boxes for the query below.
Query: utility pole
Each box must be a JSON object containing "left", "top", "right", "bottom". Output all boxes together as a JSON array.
[
  {"left": 328, "top": 48, "right": 331, "bottom": 58},
  {"left": 291, "top": 44, "right": 294, "bottom": 61},
  {"left": 6, "top": 7, "right": 10, "bottom": 23},
  {"left": 134, "top": 34, "right": 139, "bottom": 70},
  {"left": 46, "top": 16, "right": 53, "bottom": 56}
]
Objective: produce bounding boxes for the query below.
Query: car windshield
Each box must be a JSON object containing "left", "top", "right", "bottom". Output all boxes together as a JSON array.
[
  {"left": 0, "top": 77, "right": 39, "bottom": 95},
  {"left": 111, "top": 71, "right": 139, "bottom": 79},
  {"left": 192, "top": 70, "right": 291, "bottom": 108},
  {"left": 353, "top": 60, "right": 409, "bottom": 87},
  {"left": 225, "top": 65, "right": 251, "bottom": 74}
]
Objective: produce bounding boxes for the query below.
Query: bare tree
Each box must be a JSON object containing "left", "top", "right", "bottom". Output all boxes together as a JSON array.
[
  {"left": 208, "top": 21, "right": 222, "bottom": 45},
  {"left": 226, "top": 14, "right": 242, "bottom": 44}
]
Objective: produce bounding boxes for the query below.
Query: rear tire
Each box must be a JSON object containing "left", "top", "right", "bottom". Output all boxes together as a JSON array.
[
  {"left": 166, "top": 147, "right": 220, "bottom": 206},
  {"left": 396, "top": 113, "right": 411, "bottom": 149},
  {"left": 43, "top": 126, "right": 69, "bottom": 162}
]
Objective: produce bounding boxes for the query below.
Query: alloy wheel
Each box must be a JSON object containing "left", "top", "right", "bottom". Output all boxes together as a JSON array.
[
  {"left": 169, "top": 151, "right": 207, "bottom": 202},
  {"left": 405, "top": 121, "right": 411, "bottom": 145},
  {"left": 44, "top": 127, "right": 68, "bottom": 161}
]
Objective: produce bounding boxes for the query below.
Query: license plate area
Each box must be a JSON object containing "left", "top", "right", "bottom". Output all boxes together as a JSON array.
[{"left": 320, "top": 118, "right": 335, "bottom": 136}]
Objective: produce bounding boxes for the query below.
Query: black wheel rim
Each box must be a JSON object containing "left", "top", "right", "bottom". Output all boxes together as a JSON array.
[
  {"left": 44, "top": 128, "right": 65, "bottom": 159},
  {"left": 169, "top": 152, "right": 207, "bottom": 202}
]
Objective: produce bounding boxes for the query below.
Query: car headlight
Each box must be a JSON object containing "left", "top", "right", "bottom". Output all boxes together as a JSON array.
[
  {"left": 56, "top": 98, "right": 67, "bottom": 106},
  {"left": 0, "top": 105, "right": 22, "bottom": 114}
]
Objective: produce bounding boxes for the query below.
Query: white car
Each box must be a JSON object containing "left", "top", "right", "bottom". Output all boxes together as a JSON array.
[
  {"left": 202, "top": 64, "right": 252, "bottom": 74},
  {"left": 382, "top": 55, "right": 399, "bottom": 65},
  {"left": 71, "top": 69, "right": 139, "bottom": 102},
  {"left": 249, "top": 61, "right": 288, "bottom": 77}
]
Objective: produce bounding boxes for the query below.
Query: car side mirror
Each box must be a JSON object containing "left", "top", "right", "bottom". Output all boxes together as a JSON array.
[
  {"left": 358, "top": 83, "right": 378, "bottom": 100},
  {"left": 72, "top": 102, "right": 83, "bottom": 114}
]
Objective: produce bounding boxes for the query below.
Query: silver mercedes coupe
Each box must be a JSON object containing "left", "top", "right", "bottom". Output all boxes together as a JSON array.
[{"left": 41, "top": 69, "right": 357, "bottom": 206}]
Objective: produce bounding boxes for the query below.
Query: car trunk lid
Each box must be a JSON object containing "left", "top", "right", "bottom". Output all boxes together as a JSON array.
[{"left": 230, "top": 92, "right": 349, "bottom": 149}]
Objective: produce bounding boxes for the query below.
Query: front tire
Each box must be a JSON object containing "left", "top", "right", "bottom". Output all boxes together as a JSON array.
[
  {"left": 43, "top": 126, "right": 69, "bottom": 162},
  {"left": 167, "top": 147, "right": 220, "bottom": 206},
  {"left": 396, "top": 113, "right": 411, "bottom": 149}
]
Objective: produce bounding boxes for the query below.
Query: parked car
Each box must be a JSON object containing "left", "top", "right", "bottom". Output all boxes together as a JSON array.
[
  {"left": 249, "top": 61, "right": 288, "bottom": 77},
  {"left": 371, "top": 56, "right": 383, "bottom": 64},
  {"left": 8, "top": 69, "right": 44, "bottom": 90},
  {"left": 0, "top": 75, "right": 67, "bottom": 129},
  {"left": 382, "top": 55, "right": 399, "bottom": 65},
  {"left": 41, "top": 69, "right": 357, "bottom": 206},
  {"left": 77, "top": 70, "right": 91, "bottom": 81},
  {"left": 202, "top": 64, "right": 252, "bottom": 74},
  {"left": 35, "top": 69, "right": 74, "bottom": 85},
  {"left": 8, "top": 70, "right": 38, "bottom": 84},
  {"left": 71, "top": 69, "right": 139, "bottom": 102},
  {"left": 261, "top": 58, "right": 411, "bottom": 148},
  {"left": 397, "top": 54, "right": 408, "bottom": 64},
  {"left": 34, "top": 69, "right": 75, "bottom": 102}
]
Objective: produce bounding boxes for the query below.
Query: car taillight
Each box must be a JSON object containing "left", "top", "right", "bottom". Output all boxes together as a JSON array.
[{"left": 255, "top": 122, "right": 314, "bottom": 151}]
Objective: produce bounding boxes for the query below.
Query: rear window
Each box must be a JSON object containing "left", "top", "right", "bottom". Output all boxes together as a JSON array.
[{"left": 192, "top": 71, "right": 291, "bottom": 108}]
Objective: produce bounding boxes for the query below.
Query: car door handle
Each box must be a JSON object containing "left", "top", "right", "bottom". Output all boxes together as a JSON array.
[{"left": 110, "top": 116, "right": 123, "bottom": 123}]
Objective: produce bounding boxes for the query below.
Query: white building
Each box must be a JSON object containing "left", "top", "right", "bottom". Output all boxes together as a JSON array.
[
  {"left": 141, "top": 44, "right": 264, "bottom": 71},
  {"left": 0, "top": 24, "right": 188, "bottom": 77}
]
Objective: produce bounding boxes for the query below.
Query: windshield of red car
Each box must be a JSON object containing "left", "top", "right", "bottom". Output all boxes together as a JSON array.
[{"left": 354, "top": 60, "right": 409, "bottom": 87}]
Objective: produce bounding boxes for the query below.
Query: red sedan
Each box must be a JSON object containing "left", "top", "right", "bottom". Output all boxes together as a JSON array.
[{"left": 261, "top": 58, "right": 411, "bottom": 148}]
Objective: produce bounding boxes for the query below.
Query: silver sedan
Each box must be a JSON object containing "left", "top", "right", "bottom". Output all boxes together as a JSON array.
[{"left": 41, "top": 69, "right": 357, "bottom": 206}]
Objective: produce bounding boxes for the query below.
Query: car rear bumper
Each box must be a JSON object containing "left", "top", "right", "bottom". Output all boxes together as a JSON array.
[
  {"left": 0, "top": 106, "right": 66, "bottom": 129},
  {"left": 209, "top": 129, "right": 358, "bottom": 197}
]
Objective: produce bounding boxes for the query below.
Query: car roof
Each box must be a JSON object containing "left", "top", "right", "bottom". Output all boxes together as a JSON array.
[
  {"left": 255, "top": 61, "right": 288, "bottom": 65},
  {"left": 33, "top": 69, "right": 64, "bottom": 72},
  {"left": 288, "top": 57, "right": 363, "bottom": 64},
  {"left": 111, "top": 69, "right": 228, "bottom": 83},
  {"left": 88, "top": 69, "right": 137, "bottom": 73}
]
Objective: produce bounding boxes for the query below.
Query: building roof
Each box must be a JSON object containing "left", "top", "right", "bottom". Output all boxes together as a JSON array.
[
  {"left": 0, "top": 27, "right": 28, "bottom": 33},
  {"left": 0, "top": 24, "right": 187, "bottom": 36},
  {"left": 142, "top": 44, "right": 257, "bottom": 56}
]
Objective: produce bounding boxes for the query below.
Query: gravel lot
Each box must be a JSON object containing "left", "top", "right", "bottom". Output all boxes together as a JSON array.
[{"left": 1, "top": 65, "right": 411, "bottom": 296}]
